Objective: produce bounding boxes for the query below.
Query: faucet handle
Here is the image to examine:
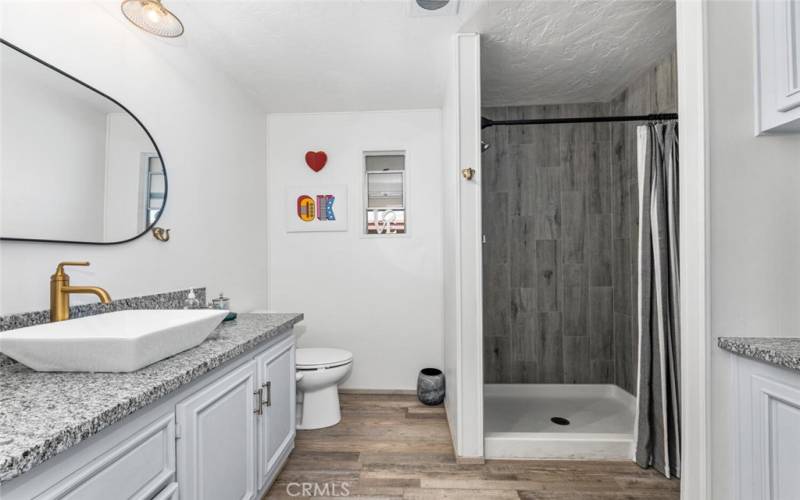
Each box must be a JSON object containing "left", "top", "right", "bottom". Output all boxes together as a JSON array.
[{"left": 54, "top": 261, "right": 90, "bottom": 277}]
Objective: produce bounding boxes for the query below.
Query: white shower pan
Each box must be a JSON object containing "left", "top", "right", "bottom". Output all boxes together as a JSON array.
[{"left": 484, "top": 384, "right": 636, "bottom": 460}]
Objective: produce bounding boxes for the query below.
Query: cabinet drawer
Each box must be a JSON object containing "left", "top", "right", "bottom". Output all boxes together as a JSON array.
[{"left": 36, "top": 414, "right": 176, "bottom": 500}]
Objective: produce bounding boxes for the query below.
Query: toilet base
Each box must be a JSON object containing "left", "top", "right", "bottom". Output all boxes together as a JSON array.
[{"left": 297, "top": 385, "right": 342, "bottom": 430}]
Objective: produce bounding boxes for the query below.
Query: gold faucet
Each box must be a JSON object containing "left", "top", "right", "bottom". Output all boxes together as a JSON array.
[{"left": 50, "top": 261, "right": 111, "bottom": 322}]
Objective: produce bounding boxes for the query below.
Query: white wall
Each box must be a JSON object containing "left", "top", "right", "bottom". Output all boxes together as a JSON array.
[
  {"left": 104, "top": 112, "right": 157, "bottom": 241},
  {"left": 1, "top": 61, "right": 107, "bottom": 241},
  {"left": 0, "top": 2, "right": 268, "bottom": 314},
  {"left": 707, "top": 2, "right": 800, "bottom": 499},
  {"left": 266, "top": 110, "right": 444, "bottom": 390}
]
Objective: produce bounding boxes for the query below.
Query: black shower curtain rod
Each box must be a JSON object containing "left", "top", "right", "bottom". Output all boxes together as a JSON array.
[{"left": 481, "top": 113, "right": 678, "bottom": 129}]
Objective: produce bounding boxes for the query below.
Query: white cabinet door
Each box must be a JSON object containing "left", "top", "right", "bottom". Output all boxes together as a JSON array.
[
  {"left": 256, "top": 338, "right": 296, "bottom": 490},
  {"left": 756, "top": 0, "right": 800, "bottom": 132},
  {"left": 176, "top": 361, "right": 258, "bottom": 500},
  {"left": 737, "top": 358, "right": 800, "bottom": 500},
  {"left": 775, "top": 0, "right": 800, "bottom": 112}
]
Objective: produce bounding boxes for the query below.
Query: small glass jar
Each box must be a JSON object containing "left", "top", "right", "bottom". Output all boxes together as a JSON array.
[{"left": 212, "top": 293, "right": 230, "bottom": 310}]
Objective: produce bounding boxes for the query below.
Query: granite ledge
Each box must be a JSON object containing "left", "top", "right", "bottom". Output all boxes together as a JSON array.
[
  {"left": 717, "top": 337, "right": 800, "bottom": 372},
  {"left": 0, "top": 312, "right": 303, "bottom": 484}
]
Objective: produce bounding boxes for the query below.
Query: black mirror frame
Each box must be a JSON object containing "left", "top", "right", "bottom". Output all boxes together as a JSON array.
[{"left": 0, "top": 38, "right": 168, "bottom": 246}]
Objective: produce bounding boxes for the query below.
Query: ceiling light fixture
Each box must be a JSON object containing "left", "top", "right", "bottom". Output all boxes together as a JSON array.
[
  {"left": 121, "top": 0, "right": 184, "bottom": 38},
  {"left": 416, "top": 0, "right": 450, "bottom": 11}
]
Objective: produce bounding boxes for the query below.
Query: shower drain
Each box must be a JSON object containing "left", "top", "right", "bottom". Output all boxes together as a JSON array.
[{"left": 550, "top": 417, "right": 570, "bottom": 426}]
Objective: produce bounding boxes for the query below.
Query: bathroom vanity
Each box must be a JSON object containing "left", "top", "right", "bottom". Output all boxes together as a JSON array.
[
  {"left": 0, "top": 312, "right": 302, "bottom": 500},
  {"left": 718, "top": 337, "right": 800, "bottom": 500}
]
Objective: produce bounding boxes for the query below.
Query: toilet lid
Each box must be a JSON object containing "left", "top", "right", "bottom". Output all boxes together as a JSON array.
[{"left": 296, "top": 348, "right": 353, "bottom": 369}]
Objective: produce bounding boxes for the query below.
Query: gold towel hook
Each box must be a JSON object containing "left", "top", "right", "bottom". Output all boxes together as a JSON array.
[{"left": 152, "top": 227, "right": 171, "bottom": 242}]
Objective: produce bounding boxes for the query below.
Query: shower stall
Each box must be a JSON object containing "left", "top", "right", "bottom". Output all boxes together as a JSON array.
[{"left": 480, "top": 53, "right": 678, "bottom": 460}]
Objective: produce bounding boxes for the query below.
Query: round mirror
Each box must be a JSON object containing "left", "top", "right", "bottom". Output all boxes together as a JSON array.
[{"left": 0, "top": 39, "right": 168, "bottom": 244}]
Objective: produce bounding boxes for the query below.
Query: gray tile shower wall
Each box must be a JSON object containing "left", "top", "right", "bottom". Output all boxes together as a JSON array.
[{"left": 482, "top": 51, "right": 677, "bottom": 394}]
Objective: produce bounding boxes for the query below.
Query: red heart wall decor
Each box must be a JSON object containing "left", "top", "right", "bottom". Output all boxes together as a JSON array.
[{"left": 305, "top": 151, "right": 328, "bottom": 172}]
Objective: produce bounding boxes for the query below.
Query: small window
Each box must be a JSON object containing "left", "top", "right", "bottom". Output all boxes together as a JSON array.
[
  {"left": 364, "top": 152, "right": 406, "bottom": 235},
  {"left": 140, "top": 153, "right": 164, "bottom": 231}
]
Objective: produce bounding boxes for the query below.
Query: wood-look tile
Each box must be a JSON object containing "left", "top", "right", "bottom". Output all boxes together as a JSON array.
[
  {"left": 588, "top": 286, "right": 614, "bottom": 362},
  {"left": 510, "top": 287, "right": 536, "bottom": 322},
  {"left": 563, "top": 334, "right": 590, "bottom": 383},
  {"left": 614, "top": 312, "right": 635, "bottom": 394},
  {"left": 534, "top": 312, "right": 563, "bottom": 383},
  {"left": 267, "top": 396, "right": 677, "bottom": 499},
  {"left": 512, "top": 144, "right": 537, "bottom": 216},
  {"left": 482, "top": 107, "right": 511, "bottom": 193},
  {"left": 559, "top": 123, "right": 588, "bottom": 191},
  {"left": 590, "top": 359, "right": 615, "bottom": 384},
  {"left": 483, "top": 192, "right": 510, "bottom": 264},
  {"left": 535, "top": 240, "right": 559, "bottom": 312},
  {"left": 511, "top": 312, "right": 535, "bottom": 363},
  {"left": 588, "top": 140, "right": 611, "bottom": 214},
  {"left": 654, "top": 52, "right": 678, "bottom": 113},
  {"left": 562, "top": 262, "right": 586, "bottom": 288},
  {"left": 510, "top": 216, "right": 536, "bottom": 288},
  {"left": 507, "top": 106, "right": 535, "bottom": 145},
  {"left": 610, "top": 123, "right": 631, "bottom": 237},
  {"left": 613, "top": 238, "right": 631, "bottom": 315},
  {"left": 511, "top": 361, "right": 538, "bottom": 384},
  {"left": 484, "top": 335, "right": 512, "bottom": 383},
  {"left": 562, "top": 285, "right": 587, "bottom": 337},
  {"left": 533, "top": 167, "right": 561, "bottom": 239},
  {"left": 481, "top": 55, "right": 675, "bottom": 393},
  {"left": 588, "top": 214, "right": 613, "bottom": 286},
  {"left": 404, "top": 488, "right": 519, "bottom": 499},
  {"left": 560, "top": 190, "right": 585, "bottom": 264},
  {"left": 483, "top": 262, "right": 511, "bottom": 337}
]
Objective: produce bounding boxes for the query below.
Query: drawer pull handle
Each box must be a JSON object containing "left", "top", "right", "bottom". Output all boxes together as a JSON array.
[
  {"left": 254, "top": 388, "right": 263, "bottom": 415},
  {"left": 263, "top": 381, "right": 272, "bottom": 407}
]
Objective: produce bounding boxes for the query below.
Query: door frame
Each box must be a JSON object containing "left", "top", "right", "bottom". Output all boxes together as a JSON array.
[{"left": 676, "top": 1, "right": 711, "bottom": 498}]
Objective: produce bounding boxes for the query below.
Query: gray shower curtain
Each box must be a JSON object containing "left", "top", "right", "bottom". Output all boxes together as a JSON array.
[{"left": 634, "top": 121, "right": 680, "bottom": 479}]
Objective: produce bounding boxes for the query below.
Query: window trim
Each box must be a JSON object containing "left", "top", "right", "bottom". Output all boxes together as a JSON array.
[{"left": 362, "top": 150, "right": 409, "bottom": 237}]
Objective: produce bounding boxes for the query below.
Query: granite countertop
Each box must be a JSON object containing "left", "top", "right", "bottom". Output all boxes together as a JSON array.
[
  {"left": 718, "top": 337, "right": 800, "bottom": 372},
  {"left": 0, "top": 312, "right": 303, "bottom": 483}
]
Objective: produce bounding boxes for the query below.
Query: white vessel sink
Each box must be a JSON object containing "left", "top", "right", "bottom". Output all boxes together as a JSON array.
[{"left": 0, "top": 309, "right": 228, "bottom": 372}]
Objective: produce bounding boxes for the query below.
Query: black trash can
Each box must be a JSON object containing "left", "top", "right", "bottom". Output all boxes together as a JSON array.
[{"left": 417, "top": 368, "right": 445, "bottom": 406}]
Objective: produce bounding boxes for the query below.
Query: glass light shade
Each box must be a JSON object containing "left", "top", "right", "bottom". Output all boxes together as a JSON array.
[{"left": 121, "top": 0, "right": 184, "bottom": 38}]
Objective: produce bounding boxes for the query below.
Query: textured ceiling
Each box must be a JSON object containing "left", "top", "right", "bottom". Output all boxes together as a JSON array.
[
  {"left": 167, "top": 0, "right": 675, "bottom": 112},
  {"left": 472, "top": 1, "right": 677, "bottom": 106}
]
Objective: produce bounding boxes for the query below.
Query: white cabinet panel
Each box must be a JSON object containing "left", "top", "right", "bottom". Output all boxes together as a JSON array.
[
  {"left": 751, "top": 375, "right": 800, "bottom": 500},
  {"left": 736, "top": 358, "right": 800, "bottom": 500},
  {"left": 176, "top": 361, "right": 258, "bottom": 500},
  {"left": 768, "top": 396, "right": 800, "bottom": 499},
  {"left": 36, "top": 414, "right": 175, "bottom": 500},
  {"left": 256, "top": 337, "right": 296, "bottom": 490},
  {"left": 755, "top": 0, "right": 800, "bottom": 132},
  {"left": 775, "top": 0, "right": 800, "bottom": 112}
]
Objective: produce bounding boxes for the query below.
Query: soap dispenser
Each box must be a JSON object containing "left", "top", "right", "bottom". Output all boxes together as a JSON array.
[{"left": 184, "top": 289, "right": 201, "bottom": 309}]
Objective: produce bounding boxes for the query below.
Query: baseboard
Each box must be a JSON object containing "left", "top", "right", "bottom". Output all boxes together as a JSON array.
[{"left": 338, "top": 388, "right": 416, "bottom": 395}]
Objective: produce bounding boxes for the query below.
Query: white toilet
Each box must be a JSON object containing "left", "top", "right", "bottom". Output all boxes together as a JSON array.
[{"left": 295, "top": 348, "right": 353, "bottom": 430}]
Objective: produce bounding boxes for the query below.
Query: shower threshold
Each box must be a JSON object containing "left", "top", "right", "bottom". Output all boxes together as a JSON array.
[{"left": 484, "top": 384, "right": 635, "bottom": 460}]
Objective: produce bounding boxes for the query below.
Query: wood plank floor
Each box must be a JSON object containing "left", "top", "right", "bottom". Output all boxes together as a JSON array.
[{"left": 265, "top": 394, "right": 679, "bottom": 499}]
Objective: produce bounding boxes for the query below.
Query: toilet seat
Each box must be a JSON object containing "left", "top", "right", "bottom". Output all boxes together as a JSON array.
[{"left": 296, "top": 348, "right": 353, "bottom": 370}]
